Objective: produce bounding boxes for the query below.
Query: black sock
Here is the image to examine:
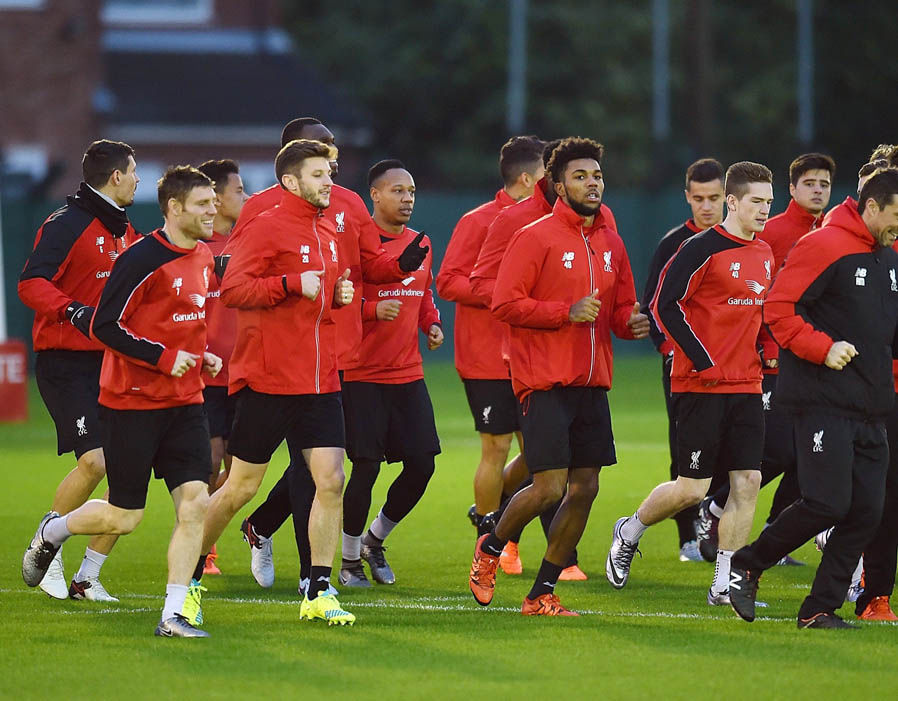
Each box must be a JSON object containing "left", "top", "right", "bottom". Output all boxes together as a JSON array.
[
  {"left": 192, "top": 555, "right": 207, "bottom": 582},
  {"left": 481, "top": 532, "right": 506, "bottom": 557},
  {"left": 308, "top": 566, "right": 332, "bottom": 599},
  {"left": 527, "top": 559, "right": 564, "bottom": 599},
  {"left": 300, "top": 565, "right": 310, "bottom": 583}
]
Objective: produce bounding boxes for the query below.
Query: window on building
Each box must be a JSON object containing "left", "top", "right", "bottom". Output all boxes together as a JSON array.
[{"left": 101, "top": 0, "right": 212, "bottom": 25}]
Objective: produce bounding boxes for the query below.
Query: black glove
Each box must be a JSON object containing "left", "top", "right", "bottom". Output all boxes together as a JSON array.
[
  {"left": 214, "top": 254, "right": 231, "bottom": 281},
  {"left": 65, "top": 301, "right": 95, "bottom": 338},
  {"left": 398, "top": 232, "right": 429, "bottom": 273}
]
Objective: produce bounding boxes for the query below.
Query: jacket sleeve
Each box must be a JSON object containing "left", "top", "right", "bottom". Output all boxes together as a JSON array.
[
  {"left": 435, "top": 214, "right": 487, "bottom": 307},
  {"left": 418, "top": 263, "right": 442, "bottom": 333},
  {"left": 642, "top": 232, "right": 681, "bottom": 354},
  {"left": 469, "top": 214, "right": 513, "bottom": 307},
  {"left": 609, "top": 239, "right": 639, "bottom": 340},
  {"left": 219, "top": 224, "right": 290, "bottom": 309},
  {"left": 763, "top": 235, "right": 836, "bottom": 365},
  {"left": 656, "top": 237, "right": 715, "bottom": 371},
  {"left": 358, "top": 214, "right": 404, "bottom": 284},
  {"left": 91, "top": 248, "right": 177, "bottom": 374},
  {"left": 491, "top": 229, "right": 570, "bottom": 329},
  {"left": 18, "top": 216, "right": 81, "bottom": 320}
]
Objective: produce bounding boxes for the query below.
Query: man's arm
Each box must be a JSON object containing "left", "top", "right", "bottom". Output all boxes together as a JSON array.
[
  {"left": 491, "top": 229, "right": 570, "bottom": 329},
  {"left": 641, "top": 231, "right": 684, "bottom": 353},
  {"left": 607, "top": 238, "right": 642, "bottom": 340},
  {"left": 436, "top": 213, "right": 487, "bottom": 307},
  {"left": 219, "top": 224, "right": 298, "bottom": 309},
  {"left": 18, "top": 215, "right": 86, "bottom": 322},
  {"left": 656, "top": 237, "right": 714, "bottom": 371},
  {"left": 764, "top": 234, "right": 838, "bottom": 365}
]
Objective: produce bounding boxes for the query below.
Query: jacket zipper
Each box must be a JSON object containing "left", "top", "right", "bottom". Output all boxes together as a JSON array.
[
  {"left": 582, "top": 226, "right": 596, "bottom": 384},
  {"left": 312, "top": 217, "right": 325, "bottom": 393}
]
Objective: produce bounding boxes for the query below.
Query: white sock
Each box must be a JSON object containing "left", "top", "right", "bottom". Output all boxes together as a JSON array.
[
  {"left": 709, "top": 500, "right": 724, "bottom": 519},
  {"left": 75, "top": 547, "right": 107, "bottom": 581},
  {"left": 342, "top": 532, "right": 362, "bottom": 561},
  {"left": 620, "top": 513, "right": 648, "bottom": 542},
  {"left": 42, "top": 513, "right": 72, "bottom": 547},
  {"left": 369, "top": 509, "right": 399, "bottom": 542},
  {"left": 161, "top": 584, "right": 189, "bottom": 621},
  {"left": 712, "top": 549, "right": 733, "bottom": 593}
]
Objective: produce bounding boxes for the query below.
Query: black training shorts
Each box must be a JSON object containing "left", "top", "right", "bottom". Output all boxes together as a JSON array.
[
  {"left": 227, "top": 387, "right": 345, "bottom": 464},
  {"left": 462, "top": 378, "right": 520, "bottom": 434},
  {"left": 342, "top": 379, "right": 441, "bottom": 463},
  {"left": 202, "top": 385, "right": 236, "bottom": 440},
  {"left": 519, "top": 386, "right": 616, "bottom": 472},
  {"left": 102, "top": 403, "right": 212, "bottom": 510},
  {"left": 674, "top": 392, "right": 764, "bottom": 479},
  {"left": 35, "top": 350, "right": 104, "bottom": 458}
]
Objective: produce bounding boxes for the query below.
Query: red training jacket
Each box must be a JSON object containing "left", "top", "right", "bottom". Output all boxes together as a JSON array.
[
  {"left": 654, "top": 224, "right": 773, "bottom": 394},
  {"left": 756, "top": 199, "right": 822, "bottom": 373},
  {"left": 19, "top": 189, "right": 139, "bottom": 352},
  {"left": 436, "top": 189, "right": 516, "bottom": 380},
  {"left": 91, "top": 231, "right": 214, "bottom": 410},
  {"left": 220, "top": 191, "right": 343, "bottom": 396},
  {"left": 228, "top": 183, "right": 403, "bottom": 368},
  {"left": 344, "top": 225, "right": 441, "bottom": 384},
  {"left": 491, "top": 197, "right": 637, "bottom": 400},
  {"left": 203, "top": 231, "right": 236, "bottom": 387}
]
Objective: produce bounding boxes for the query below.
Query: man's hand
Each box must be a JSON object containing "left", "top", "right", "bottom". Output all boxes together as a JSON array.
[
  {"left": 376, "top": 299, "right": 402, "bottom": 320},
  {"left": 569, "top": 289, "right": 601, "bottom": 322},
  {"left": 301, "top": 269, "right": 325, "bottom": 300},
  {"left": 171, "top": 350, "right": 199, "bottom": 377},
  {"left": 627, "top": 302, "right": 650, "bottom": 339},
  {"left": 692, "top": 364, "right": 723, "bottom": 387},
  {"left": 398, "top": 232, "right": 429, "bottom": 272},
  {"left": 764, "top": 358, "right": 778, "bottom": 369},
  {"left": 202, "top": 352, "right": 222, "bottom": 378},
  {"left": 427, "top": 324, "right": 444, "bottom": 350},
  {"left": 334, "top": 268, "right": 354, "bottom": 306},
  {"left": 825, "top": 341, "right": 858, "bottom": 370},
  {"left": 65, "top": 301, "right": 95, "bottom": 339}
]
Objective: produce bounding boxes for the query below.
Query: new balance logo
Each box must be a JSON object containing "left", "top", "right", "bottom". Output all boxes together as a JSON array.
[
  {"left": 562, "top": 251, "right": 575, "bottom": 269},
  {"left": 189, "top": 294, "right": 206, "bottom": 308},
  {"left": 482, "top": 406, "right": 492, "bottom": 424},
  {"left": 855, "top": 267, "right": 867, "bottom": 286},
  {"left": 813, "top": 430, "right": 824, "bottom": 453},
  {"left": 730, "top": 262, "right": 741, "bottom": 278},
  {"left": 95, "top": 236, "right": 105, "bottom": 253},
  {"left": 729, "top": 570, "right": 743, "bottom": 591},
  {"left": 603, "top": 250, "right": 612, "bottom": 272},
  {"left": 76, "top": 416, "right": 87, "bottom": 436},
  {"left": 762, "top": 391, "right": 771, "bottom": 411},
  {"left": 690, "top": 450, "right": 701, "bottom": 470},
  {"left": 335, "top": 211, "right": 345, "bottom": 233},
  {"left": 891, "top": 269, "right": 897, "bottom": 292},
  {"left": 172, "top": 277, "right": 183, "bottom": 295},
  {"left": 745, "top": 280, "right": 765, "bottom": 294}
]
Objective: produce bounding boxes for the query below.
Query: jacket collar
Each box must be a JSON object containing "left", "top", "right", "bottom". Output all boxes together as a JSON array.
[
  {"left": 685, "top": 218, "right": 703, "bottom": 233},
  {"left": 69, "top": 181, "right": 132, "bottom": 238},
  {"left": 824, "top": 198, "right": 877, "bottom": 248},
  {"left": 551, "top": 196, "right": 608, "bottom": 235},
  {"left": 279, "top": 189, "right": 325, "bottom": 219},
  {"left": 495, "top": 189, "right": 517, "bottom": 208},
  {"left": 784, "top": 198, "right": 822, "bottom": 231}
]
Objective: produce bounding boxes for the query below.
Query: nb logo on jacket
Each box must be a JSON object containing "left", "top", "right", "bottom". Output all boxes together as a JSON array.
[
  {"left": 855, "top": 267, "right": 867, "bottom": 286},
  {"left": 562, "top": 251, "right": 574, "bottom": 269}
]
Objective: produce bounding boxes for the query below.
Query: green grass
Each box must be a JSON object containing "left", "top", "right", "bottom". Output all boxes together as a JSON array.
[{"left": 1, "top": 355, "right": 894, "bottom": 699}]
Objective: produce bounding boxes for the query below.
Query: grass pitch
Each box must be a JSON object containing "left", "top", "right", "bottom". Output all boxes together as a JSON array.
[{"left": 1, "top": 354, "right": 895, "bottom": 699}]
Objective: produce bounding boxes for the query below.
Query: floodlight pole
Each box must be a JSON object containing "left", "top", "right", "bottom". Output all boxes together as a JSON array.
[
  {"left": 797, "top": 0, "right": 814, "bottom": 145},
  {"left": 652, "top": 0, "right": 671, "bottom": 143},
  {"left": 507, "top": 0, "right": 528, "bottom": 134}
]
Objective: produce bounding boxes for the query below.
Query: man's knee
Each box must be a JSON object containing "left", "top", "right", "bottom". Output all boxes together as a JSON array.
[
  {"left": 313, "top": 464, "right": 346, "bottom": 497},
  {"left": 729, "top": 469, "right": 762, "bottom": 501},
  {"left": 531, "top": 471, "right": 567, "bottom": 507},
  {"left": 481, "top": 432, "right": 513, "bottom": 464},
  {"left": 567, "top": 473, "right": 599, "bottom": 504},
  {"left": 674, "top": 476, "right": 709, "bottom": 507},
  {"left": 77, "top": 449, "right": 106, "bottom": 482},
  {"left": 177, "top": 482, "right": 211, "bottom": 523},
  {"left": 110, "top": 506, "right": 143, "bottom": 534}
]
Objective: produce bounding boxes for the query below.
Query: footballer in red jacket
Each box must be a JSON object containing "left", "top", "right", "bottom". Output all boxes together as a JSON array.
[
  {"left": 22, "top": 167, "right": 222, "bottom": 638},
  {"left": 470, "top": 138, "right": 649, "bottom": 616},
  {"left": 339, "top": 160, "right": 443, "bottom": 587},
  {"left": 17, "top": 140, "right": 141, "bottom": 602},
  {"left": 200, "top": 139, "right": 357, "bottom": 625},
  {"left": 609, "top": 162, "right": 775, "bottom": 606}
]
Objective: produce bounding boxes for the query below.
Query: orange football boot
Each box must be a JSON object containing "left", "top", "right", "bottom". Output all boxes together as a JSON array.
[
  {"left": 521, "top": 593, "right": 579, "bottom": 616},
  {"left": 469, "top": 534, "right": 500, "bottom": 605}
]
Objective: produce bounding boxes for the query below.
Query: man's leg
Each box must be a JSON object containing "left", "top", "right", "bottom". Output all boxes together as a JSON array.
[
  {"left": 340, "top": 458, "right": 380, "bottom": 586},
  {"left": 162, "top": 480, "right": 210, "bottom": 624},
  {"left": 855, "top": 403, "right": 898, "bottom": 619},
  {"left": 473, "top": 432, "right": 514, "bottom": 518},
  {"left": 709, "top": 469, "right": 761, "bottom": 599},
  {"left": 798, "top": 421, "right": 888, "bottom": 621},
  {"left": 286, "top": 455, "right": 316, "bottom": 591},
  {"left": 202, "top": 458, "right": 267, "bottom": 553}
]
